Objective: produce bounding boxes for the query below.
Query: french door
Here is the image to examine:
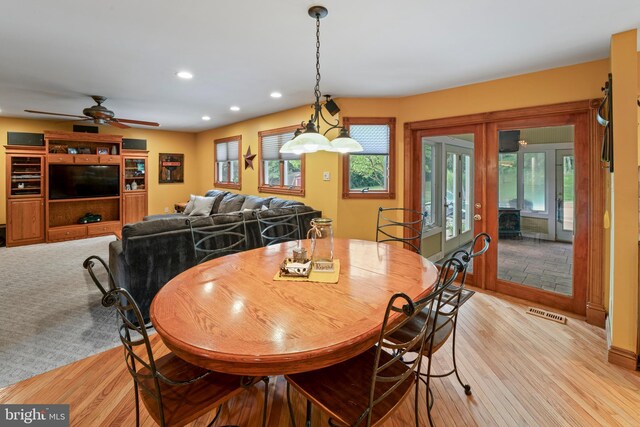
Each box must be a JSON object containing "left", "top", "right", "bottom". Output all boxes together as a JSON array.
[
  {"left": 405, "top": 102, "right": 601, "bottom": 316},
  {"left": 414, "top": 124, "right": 484, "bottom": 285},
  {"left": 486, "top": 114, "right": 588, "bottom": 314}
]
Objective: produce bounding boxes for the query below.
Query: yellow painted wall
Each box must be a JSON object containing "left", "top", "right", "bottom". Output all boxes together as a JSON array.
[
  {"left": 0, "top": 117, "right": 198, "bottom": 225},
  {"left": 337, "top": 59, "right": 609, "bottom": 241},
  {"left": 191, "top": 59, "right": 609, "bottom": 242},
  {"left": 608, "top": 30, "right": 638, "bottom": 355},
  {"left": 194, "top": 105, "right": 342, "bottom": 233}
]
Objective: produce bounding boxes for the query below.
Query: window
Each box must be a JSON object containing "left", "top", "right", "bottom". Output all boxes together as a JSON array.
[
  {"left": 342, "top": 117, "right": 396, "bottom": 199},
  {"left": 523, "top": 152, "right": 546, "bottom": 212},
  {"left": 214, "top": 136, "right": 241, "bottom": 189},
  {"left": 498, "top": 153, "right": 518, "bottom": 208},
  {"left": 498, "top": 151, "right": 548, "bottom": 213},
  {"left": 258, "top": 125, "right": 304, "bottom": 196}
]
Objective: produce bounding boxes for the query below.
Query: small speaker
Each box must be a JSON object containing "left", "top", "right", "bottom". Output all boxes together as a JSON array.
[
  {"left": 324, "top": 99, "right": 340, "bottom": 116},
  {"left": 73, "top": 124, "right": 99, "bottom": 133},
  {"left": 122, "top": 138, "right": 147, "bottom": 150},
  {"left": 7, "top": 132, "right": 44, "bottom": 146},
  {"left": 498, "top": 130, "right": 520, "bottom": 153}
]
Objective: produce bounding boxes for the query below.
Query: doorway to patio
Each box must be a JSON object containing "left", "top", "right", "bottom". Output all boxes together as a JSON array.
[{"left": 497, "top": 125, "right": 575, "bottom": 296}]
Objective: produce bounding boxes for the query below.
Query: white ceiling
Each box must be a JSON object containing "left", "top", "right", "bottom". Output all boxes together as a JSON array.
[{"left": 0, "top": 0, "right": 638, "bottom": 132}]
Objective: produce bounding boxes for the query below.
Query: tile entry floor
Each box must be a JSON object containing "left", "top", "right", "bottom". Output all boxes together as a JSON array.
[
  {"left": 438, "top": 236, "right": 573, "bottom": 296},
  {"left": 498, "top": 237, "right": 573, "bottom": 295}
]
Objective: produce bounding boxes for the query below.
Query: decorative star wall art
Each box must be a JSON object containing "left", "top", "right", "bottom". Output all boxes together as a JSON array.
[{"left": 243, "top": 146, "right": 257, "bottom": 170}]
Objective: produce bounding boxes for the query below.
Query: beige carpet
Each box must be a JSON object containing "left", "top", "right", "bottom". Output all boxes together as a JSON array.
[{"left": 0, "top": 236, "right": 119, "bottom": 387}]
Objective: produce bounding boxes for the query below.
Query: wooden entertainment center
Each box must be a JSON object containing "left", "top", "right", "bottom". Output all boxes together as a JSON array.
[{"left": 5, "top": 130, "right": 148, "bottom": 247}]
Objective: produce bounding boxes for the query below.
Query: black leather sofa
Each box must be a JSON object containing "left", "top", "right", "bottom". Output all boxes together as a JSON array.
[{"left": 108, "top": 190, "right": 321, "bottom": 320}]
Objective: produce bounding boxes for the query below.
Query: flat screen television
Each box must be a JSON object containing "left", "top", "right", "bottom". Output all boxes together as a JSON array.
[{"left": 49, "top": 165, "right": 120, "bottom": 199}]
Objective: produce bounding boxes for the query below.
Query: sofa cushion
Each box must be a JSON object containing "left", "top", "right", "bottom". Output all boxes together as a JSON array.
[
  {"left": 144, "top": 213, "right": 185, "bottom": 221},
  {"left": 218, "top": 193, "right": 247, "bottom": 213},
  {"left": 269, "top": 198, "right": 305, "bottom": 208},
  {"left": 183, "top": 194, "right": 197, "bottom": 215},
  {"left": 241, "top": 195, "right": 273, "bottom": 210},
  {"left": 122, "top": 216, "right": 214, "bottom": 252},
  {"left": 189, "top": 196, "right": 216, "bottom": 216},
  {"left": 204, "top": 190, "right": 230, "bottom": 214}
]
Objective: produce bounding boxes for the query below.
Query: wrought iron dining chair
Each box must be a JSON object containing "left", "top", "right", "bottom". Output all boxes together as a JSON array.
[
  {"left": 83, "top": 255, "right": 269, "bottom": 427},
  {"left": 284, "top": 257, "right": 462, "bottom": 427},
  {"left": 391, "top": 232, "right": 491, "bottom": 426},
  {"left": 376, "top": 207, "right": 426, "bottom": 254},
  {"left": 187, "top": 213, "right": 248, "bottom": 264},
  {"left": 256, "top": 207, "right": 302, "bottom": 246}
]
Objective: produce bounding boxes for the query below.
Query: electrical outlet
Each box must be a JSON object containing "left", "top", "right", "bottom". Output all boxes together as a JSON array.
[
  {"left": 164, "top": 207, "right": 170, "bottom": 213},
  {"left": 323, "top": 171, "right": 330, "bottom": 181}
]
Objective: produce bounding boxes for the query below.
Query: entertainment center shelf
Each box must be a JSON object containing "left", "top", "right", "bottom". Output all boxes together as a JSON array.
[{"left": 5, "top": 130, "right": 148, "bottom": 247}]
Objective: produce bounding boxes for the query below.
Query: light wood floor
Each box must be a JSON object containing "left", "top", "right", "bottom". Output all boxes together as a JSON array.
[{"left": 1, "top": 290, "right": 639, "bottom": 426}]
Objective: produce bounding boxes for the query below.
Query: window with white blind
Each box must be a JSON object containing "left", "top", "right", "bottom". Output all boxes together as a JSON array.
[
  {"left": 342, "top": 117, "right": 396, "bottom": 199},
  {"left": 258, "top": 125, "right": 304, "bottom": 196},
  {"left": 214, "top": 136, "right": 241, "bottom": 189}
]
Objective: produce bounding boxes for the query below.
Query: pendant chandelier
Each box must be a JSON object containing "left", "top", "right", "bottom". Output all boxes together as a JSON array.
[{"left": 280, "top": 6, "right": 363, "bottom": 155}]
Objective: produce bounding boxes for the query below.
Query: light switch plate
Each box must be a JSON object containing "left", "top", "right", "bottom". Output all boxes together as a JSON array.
[{"left": 323, "top": 171, "right": 330, "bottom": 181}]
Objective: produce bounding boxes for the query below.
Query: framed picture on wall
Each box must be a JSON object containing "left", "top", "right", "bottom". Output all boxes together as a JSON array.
[{"left": 159, "top": 153, "right": 184, "bottom": 183}]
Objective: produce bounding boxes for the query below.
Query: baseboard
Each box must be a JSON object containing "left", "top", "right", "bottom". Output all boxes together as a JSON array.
[
  {"left": 607, "top": 346, "right": 638, "bottom": 370},
  {"left": 586, "top": 303, "right": 606, "bottom": 328}
]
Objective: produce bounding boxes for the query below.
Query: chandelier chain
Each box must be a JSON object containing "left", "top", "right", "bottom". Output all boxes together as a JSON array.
[{"left": 314, "top": 14, "right": 322, "bottom": 105}]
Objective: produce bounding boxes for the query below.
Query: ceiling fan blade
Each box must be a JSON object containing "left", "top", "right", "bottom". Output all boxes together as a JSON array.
[
  {"left": 24, "top": 109, "right": 87, "bottom": 119},
  {"left": 113, "top": 117, "right": 160, "bottom": 127},
  {"left": 108, "top": 120, "right": 130, "bottom": 129}
]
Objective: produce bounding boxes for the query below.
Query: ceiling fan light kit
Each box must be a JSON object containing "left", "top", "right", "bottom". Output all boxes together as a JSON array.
[
  {"left": 25, "top": 95, "right": 160, "bottom": 128},
  {"left": 280, "top": 5, "right": 363, "bottom": 155}
]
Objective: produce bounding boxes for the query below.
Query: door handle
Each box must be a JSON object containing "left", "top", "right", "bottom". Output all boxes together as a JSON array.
[{"left": 474, "top": 214, "right": 482, "bottom": 221}]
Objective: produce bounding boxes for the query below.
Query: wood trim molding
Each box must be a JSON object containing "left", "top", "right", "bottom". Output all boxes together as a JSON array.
[
  {"left": 586, "top": 99, "right": 607, "bottom": 328},
  {"left": 607, "top": 346, "right": 639, "bottom": 370},
  {"left": 405, "top": 100, "right": 593, "bottom": 130},
  {"left": 213, "top": 135, "right": 242, "bottom": 190},
  {"left": 341, "top": 117, "right": 396, "bottom": 199}
]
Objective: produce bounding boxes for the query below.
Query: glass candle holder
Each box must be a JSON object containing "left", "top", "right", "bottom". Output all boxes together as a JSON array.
[{"left": 308, "top": 218, "right": 334, "bottom": 263}]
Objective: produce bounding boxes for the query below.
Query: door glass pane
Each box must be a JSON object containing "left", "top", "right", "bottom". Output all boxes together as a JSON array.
[
  {"left": 498, "top": 153, "right": 518, "bottom": 208},
  {"left": 497, "top": 125, "right": 574, "bottom": 297},
  {"left": 461, "top": 154, "right": 472, "bottom": 233},
  {"left": 562, "top": 156, "right": 574, "bottom": 232},
  {"left": 423, "top": 144, "right": 435, "bottom": 226},
  {"left": 445, "top": 152, "right": 458, "bottom": 241},
  {"left": 523, "top": 153, "right": 546, "bottom": 212}
]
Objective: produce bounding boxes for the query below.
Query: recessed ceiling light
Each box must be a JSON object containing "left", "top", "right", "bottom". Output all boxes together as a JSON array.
[
  {"left": 202, "top": 116, "right": 211, "bottom": 121},
  {"left": 270, "top": 92, "right": 282, "bottom": 98},
  {"left": 230, "top": 106, "right": 240, "bottom": 112},
  {"left": 176, "top": 71, "right": 193, "bottom": 79}
]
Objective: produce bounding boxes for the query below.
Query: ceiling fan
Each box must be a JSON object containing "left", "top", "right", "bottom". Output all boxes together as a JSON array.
[{"left": 24, "top": 95, "right": 160, "bottom": 129}]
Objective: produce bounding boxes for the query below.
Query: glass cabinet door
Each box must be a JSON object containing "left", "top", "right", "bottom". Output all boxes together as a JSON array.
[
  {"left": 10, "top": 155, "right": 43, "bottom": 197},
  {"left": 124, "top": 157, "right": 146, "bottom": 191}
]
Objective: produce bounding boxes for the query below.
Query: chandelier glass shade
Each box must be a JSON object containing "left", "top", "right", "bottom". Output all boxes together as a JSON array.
[{"left": 279, "top": 6, "right": 363, "bottom": 155}]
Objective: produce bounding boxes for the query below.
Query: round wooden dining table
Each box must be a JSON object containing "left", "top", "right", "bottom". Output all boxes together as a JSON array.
[{"left": 150, "top": 238, "right": 438, "bottom": 376}]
